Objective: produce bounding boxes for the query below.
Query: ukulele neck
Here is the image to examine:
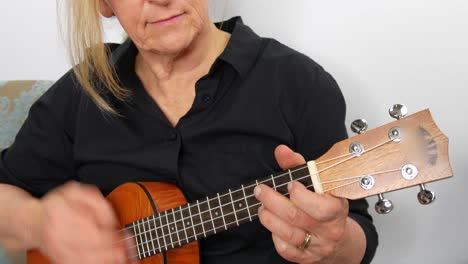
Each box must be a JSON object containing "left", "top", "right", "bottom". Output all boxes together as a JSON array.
[{"left": 127, "top": 164, "right": 314, "bottom": 259}]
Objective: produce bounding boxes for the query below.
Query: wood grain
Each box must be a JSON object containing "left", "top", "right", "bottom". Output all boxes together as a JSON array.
[{"left": 315, "top": 109, "right": 453, "bottom": 200}]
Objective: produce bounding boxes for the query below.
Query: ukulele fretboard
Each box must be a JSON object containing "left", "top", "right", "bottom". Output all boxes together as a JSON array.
[{"left": 127, "top": 164, "right": 313, "bottom": 260}]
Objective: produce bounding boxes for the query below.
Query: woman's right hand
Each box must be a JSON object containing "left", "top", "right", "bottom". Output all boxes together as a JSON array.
[{"left": 26, "top": 181, "right": 131, "bottom": 264}]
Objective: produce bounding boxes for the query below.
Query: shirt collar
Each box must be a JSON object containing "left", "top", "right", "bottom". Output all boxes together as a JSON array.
[
  {"left": 110, "top": 16, "right": 263, "bottom": 80},
  {"left": 216, "top": 16, "right": 264, "bottom": 78}
]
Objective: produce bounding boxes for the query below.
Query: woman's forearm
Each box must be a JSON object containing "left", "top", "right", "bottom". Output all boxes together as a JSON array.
[{"left": 0, "top": 184, "right": 42, "bottom": 251}]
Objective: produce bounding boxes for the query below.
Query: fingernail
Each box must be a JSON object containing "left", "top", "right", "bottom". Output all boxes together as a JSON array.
[
  {"left": 254, "top": 186, "right": 261, "bottom": 197},
  {"left": 287, "top": 182, "right": 293, "bottom": 191},
  {"left": 258, "top": 205, "right": 264, "bottom": 213}
]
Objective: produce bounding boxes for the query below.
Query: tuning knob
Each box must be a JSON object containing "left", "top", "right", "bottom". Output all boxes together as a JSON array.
[
  {"left": 417, "top": 184, "right": 436, "bottom": 205},
  {"left": 351, "top": 119, "right": 368, "bottom": 134},
  {"left": 389, "top": 104, "right": 408, "bottom": 120},
  {"left": 375, "top": 194, "right": 394, "bottom": 214}
]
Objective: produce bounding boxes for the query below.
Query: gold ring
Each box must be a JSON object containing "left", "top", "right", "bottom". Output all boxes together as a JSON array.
[{"left": 299, "top": 232, "right": 312, "bottom": 250}]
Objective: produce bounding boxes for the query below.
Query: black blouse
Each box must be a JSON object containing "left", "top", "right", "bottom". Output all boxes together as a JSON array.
[{"left": 0, "top": 17, "right": 377, "bottom": 263}]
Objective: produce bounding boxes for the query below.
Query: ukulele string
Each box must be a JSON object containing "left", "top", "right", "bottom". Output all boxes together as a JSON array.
[
  {"left": 321, "top": 168, "right": 402, "bottom": 185},
  {"left": 116, "top": 165, "right": 309, "bottom": 235},
  {"left": 118, "top": 171, "right": 314, "bottom": 245},
  {"left": 129, "top": 164, "right": 400, "bottom": 260},
  {"left": 122, "top": 165, "right": 402, "bottom": 255},
  {"left": 125, "top": 164, "right": 402, "bottom": 258},
  {"left": 316, "top": 139, "right": 393, "bottom": 174},
  {"left": 315, "top": 153, "right": 353, "bottom": 165},
  {"left": 121, "top": 138, "right": 397, "bottom": 256},
  {"left": 128, "top": 180, "right": 317, "bottom": 259},
  {"left": 118, "top": 144, "right": 373, "bottom": 236},
  {"left": 322, "top": 180, "right": 361, "bottom": 193},
  {"left": 120, "top": 137, "right": 395, "bottom": 238}
]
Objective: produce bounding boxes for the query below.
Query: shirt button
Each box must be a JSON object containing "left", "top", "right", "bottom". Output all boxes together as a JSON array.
[
  {"left": 169, "top": 131, "right": 178, "bottom": 141},
  {"left": 202, "top": 94, "right": 212, "bottom": 103}
]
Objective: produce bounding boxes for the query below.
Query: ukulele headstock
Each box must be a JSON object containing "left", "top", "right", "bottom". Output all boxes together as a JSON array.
[{"left": 314, "top": 104, "right": 453, "bottom": 214}]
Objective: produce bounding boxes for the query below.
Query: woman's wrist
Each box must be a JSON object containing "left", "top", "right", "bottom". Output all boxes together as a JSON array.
[
  {"left": 16, "top": 198, "right": 44, "bottom": 250},
  {"left": 327, "top": 217, "right": 366, "bottom": 264}
]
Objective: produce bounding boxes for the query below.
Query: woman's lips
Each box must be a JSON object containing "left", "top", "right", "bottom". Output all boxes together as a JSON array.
[{"left": 149, "top": 13, "right": 185, "bottom": 26}]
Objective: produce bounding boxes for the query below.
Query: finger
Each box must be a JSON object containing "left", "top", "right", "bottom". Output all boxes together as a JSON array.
[
  {"left": 40, "top": 194, "right": 78, "bottom": 252},
  {"left": 109, "top": 238, "right": 130, "bottom": 264},
  {"left": 121, "top": 231, "right": 138, "bottom": 263},
  {"left": 90, "top": 231, "right": 128, "bottom": 262},
  {"left": 72, "top": 229, "right": 126, "bottom": 264},
  {"left": 274, "top": 145, "right": 306, "bottom": 170},
  {"left": 79, "top": 247, "right": 127, "bottom": 264},
  {"left": 254, "top": 184, "right": 315, "bottom": 230},
  {"left": 271, "top": 233, "right": 308, "bottom": 263},
  {"left": 60, "top": 181, "right": 118, "bottom": 228},
  {"left": 50, "top": 213, "right": 113, "bottom": 249},
  {"left": 258, "top": 206, "right": 308, "bottom": 247},
  {"left": 43, "top": 212, "right": 120, "bottom": 263},
  {"left": 289, "top": 181, "right": 348, "bottom": 222}
]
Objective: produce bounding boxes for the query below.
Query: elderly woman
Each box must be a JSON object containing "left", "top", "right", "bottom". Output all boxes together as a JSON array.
[{"left": 0, "top": 0, "right": 377, "bottom": 263}]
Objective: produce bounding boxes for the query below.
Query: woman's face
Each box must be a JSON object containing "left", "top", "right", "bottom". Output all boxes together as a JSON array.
[{"left": 102, "top": 0, "right": 210, "bottom": 54}]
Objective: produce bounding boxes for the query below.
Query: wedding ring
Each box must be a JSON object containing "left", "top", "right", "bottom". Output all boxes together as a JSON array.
[{"left": 299, "top": 232, "right": 312, "bottom": 250}]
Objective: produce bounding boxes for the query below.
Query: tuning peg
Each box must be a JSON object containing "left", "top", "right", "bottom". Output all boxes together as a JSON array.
[
  {"left": 389, "top": 104, "right": 408, "bottom": 120},
  {"left": 375, "top": 194, "right": 394, "bottom": 214},
  {"left": 417, "top": 184, "right": 436, "bottom": 205},
  {"left": 351, "top": 119, "right": 368, "bottom": 134}
]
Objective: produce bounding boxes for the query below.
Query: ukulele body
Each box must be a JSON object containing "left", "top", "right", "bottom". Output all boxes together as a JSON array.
[{"left": 27, "top": 182, "right": 200, "bottom": 264}]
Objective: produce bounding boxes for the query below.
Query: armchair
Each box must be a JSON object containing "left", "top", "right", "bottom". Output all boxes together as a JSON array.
[{"left": 0, "top": 80, "right": 54, "bottom": 264}]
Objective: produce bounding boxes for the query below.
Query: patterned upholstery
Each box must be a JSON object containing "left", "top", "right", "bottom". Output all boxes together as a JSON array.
[
  {"left": 0, "top": 248, "right": 10, "bottom": 264},
  {"left": 0, "top": 80, "right": 54, "bottom": 149},
  {"left": 0, "top": 80, "right": 54, "bottom": 264}
]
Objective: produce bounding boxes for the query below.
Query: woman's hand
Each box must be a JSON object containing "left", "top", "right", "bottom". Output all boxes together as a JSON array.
[
  {"left": 255, "top": 145, "right": 362, "bottom": 264},
  {"left": 25, "top": 182, "right": 130, "bottom": 264}
]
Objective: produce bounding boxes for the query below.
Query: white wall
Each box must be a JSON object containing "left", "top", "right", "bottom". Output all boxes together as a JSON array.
[
  {"left": 217, "top": 1, "right": 468, "bottom": 263},
  {"left": 0, "top": 0, "right": 125, "bottom": 80},
  {"left": 1, "top": 0, "right": 467, "bottom": 263}
]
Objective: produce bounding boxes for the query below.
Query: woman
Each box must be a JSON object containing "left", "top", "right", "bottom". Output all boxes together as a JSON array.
[{"left": 0, "top": 0, "right": 377, "bottom": 263}]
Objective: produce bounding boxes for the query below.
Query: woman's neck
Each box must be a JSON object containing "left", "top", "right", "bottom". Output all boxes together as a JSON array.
[{"left": 135, "top": 23, "right": 230, "bottom": 92}]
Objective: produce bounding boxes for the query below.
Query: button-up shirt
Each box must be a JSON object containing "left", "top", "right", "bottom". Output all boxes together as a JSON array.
[{"left": 0, "top": 16, "right": 377, "bottom": 263}]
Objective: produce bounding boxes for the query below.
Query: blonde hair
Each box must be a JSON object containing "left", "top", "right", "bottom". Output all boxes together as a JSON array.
[
  {"left": 62, "top": 0, "right": 129, "bottom": 114},
  {"left": 62, "top": 0, "right": 226, "bottom": 114}
]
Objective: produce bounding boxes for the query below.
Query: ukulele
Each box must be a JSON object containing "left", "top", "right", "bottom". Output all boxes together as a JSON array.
[{"left": 27, "top": 105, "right": 453, "bottom": 264}]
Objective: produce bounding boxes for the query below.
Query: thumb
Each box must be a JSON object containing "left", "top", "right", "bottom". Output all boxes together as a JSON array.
[{"left": 274, "top": 145, "right": 306, "bottom": 170}]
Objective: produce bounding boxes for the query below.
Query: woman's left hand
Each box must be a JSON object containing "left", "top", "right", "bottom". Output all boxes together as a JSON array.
[{"left": 255, "top": 145, "right": 350, "bottom": 263}]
